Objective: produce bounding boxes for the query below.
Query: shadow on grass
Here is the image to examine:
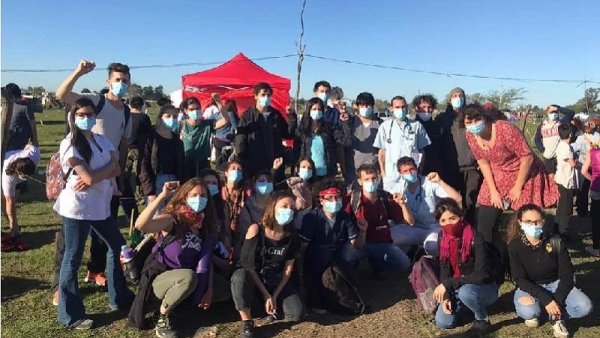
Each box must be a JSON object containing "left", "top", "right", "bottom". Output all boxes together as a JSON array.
[
  {"left": 23, "top": 228, "right": 59, "bottom": 250},
  {"left": 1, "top": 275, "right": 49, "bottom": 301}
]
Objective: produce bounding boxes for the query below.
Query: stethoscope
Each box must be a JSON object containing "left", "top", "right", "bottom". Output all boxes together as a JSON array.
[
  {"left": 387, "top": 120, "right": 415, "bottom": 144},
  {"left": 403, "top": 177, "right": 423, "bottom": 213}
]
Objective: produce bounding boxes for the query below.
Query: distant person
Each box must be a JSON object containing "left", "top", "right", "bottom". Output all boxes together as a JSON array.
[
  {"left": 208, "top": 97, "right": 240, "bottom": 170},
  {"left": 573, "top": 117, "right": 600, "bottom": 216},
  {"left": 553, "top": 124, "right": 577, "bottom": 241},
  {"left": 534, "top": 104, "right": 575, "bottom": 181},
  {"left": 413, "top": 94, "right": 447, "bottom": 176},
  {"left": 4, "top": 83, "right": 38, "bottom": 151},
  {"left": 581, "top": 142, "right": 600, "bottom": 257},
  {"left": 180, "top": 97, "right": 215, "bottom": 180}
]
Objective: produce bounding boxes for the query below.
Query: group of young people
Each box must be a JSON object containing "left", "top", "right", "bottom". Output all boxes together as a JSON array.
[{"left": 1, "top": 59, "right": 597, "bottom": 338}]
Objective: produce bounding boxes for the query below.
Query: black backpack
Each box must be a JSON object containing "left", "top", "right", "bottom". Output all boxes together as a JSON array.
[
  {"left": 96, "top": 95, "right": 131, "bottom": 131},
  {"left": 349, "top": 188, "right": 392, "bottom": 221},
  {"left": 321, "top": 265, "right": 365, "bottom": 315}
]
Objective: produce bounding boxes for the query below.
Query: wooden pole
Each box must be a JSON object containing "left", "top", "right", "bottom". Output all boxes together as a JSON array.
[
  {"left": 1, "top": 87, "right": 15, "bottom": 168},
  {"left": 294, "top": 0, "right": 307, "bottom": 115},
  {"left": 520, "top": 104, "right": 532, "bottom": 133}
]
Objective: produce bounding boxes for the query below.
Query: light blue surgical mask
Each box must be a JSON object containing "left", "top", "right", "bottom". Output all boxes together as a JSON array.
[
  {"left": 451, "top": 97, "right": 464, "bottom": 110},
  {"left": 162, "top": 117, "right": 175, "bottom": 129},
  {"left": 227, "top": 169, "right": 242, "bottom": 184},
  {"left": 310, "top": 110, "right": 324, "bottom": 120},
  {"left": 418, "top": 112, "right": 432, "bottom": 121},
  {"left": 318, "top": 92, "right": 329, "bottom": 104},
  {"left": 74, "top": 116, "right": 96, "bottom": 131},
  {"left": 466, "top": 121, "right": 486, "bottom": 135},
  {"left": 207, "top": 184, "right": 220, "bottom": 197},
  {"left": 393, "top": 108, "right": 407, "bottom": 120},
  {"left": 548, "top": 113, "right": 559, "bottom": 121},
  {"left": 258, "top": 96, "right": 271, "bottom": 108},
  {"left": 324, "top": 200, "right": 343, "bottom": 214},
  {"left": 298, "top": 167, "right": 313, "bottom": 181},
  {"left": 362, "top": 181, "right": 378, "bottom": 193},
  {"left": 187, "top": 196, "right": 208, "bottom": 213},
  {"left": 359, "top": 107, "right": 373, "bottom": 117},
  {"left": 275, "top": 207, "right": 294, "bottom": 226},
  {"left": 520, "top": 222, "right": 543, "bottom": 239},
  {"left": 188, "top": 110, "right": 199, "bottom": 120},
  {"left": 111, "top": 82, "right": 128, "bottom": 98},
  {"left": 402, "top": 173, "right": 418, "bottom": 183},
  {"left": 255, "top": 181, "right": 273, "bottom": 195}
]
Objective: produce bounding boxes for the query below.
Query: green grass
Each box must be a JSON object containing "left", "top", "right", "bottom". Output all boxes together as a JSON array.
[{"left": 1, "top": 110, "right": 599, "bottom": 338}]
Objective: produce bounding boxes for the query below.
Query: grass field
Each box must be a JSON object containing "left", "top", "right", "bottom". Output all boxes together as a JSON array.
[{"left": 1, "top": 109, "right": 598, "bottom": 338}]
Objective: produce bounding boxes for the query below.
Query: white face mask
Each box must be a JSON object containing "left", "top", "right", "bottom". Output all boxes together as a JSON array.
[{"left": 418, "top": 112, "right": 432, "bottom": 121}]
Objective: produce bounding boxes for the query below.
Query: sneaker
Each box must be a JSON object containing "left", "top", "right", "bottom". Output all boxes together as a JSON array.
[
  {"left": 585, "top": 246, "right": 600, "bottom": 257},
  {"left": 239, "top": 320, "right": 255, "bottom": 338},
  {"left": 467, "top": 319, "right": 492, "bottom": 336},
  {"left": 84, "top": 271, "right": 107, "bottom": 287},
  {"left": 553, "top": 320, "right": 569, "bottom": 338},
  {"left": 524, "top": 318, "right": 539, "bottom": 328},
  {"left": 155, "top": 314, "right": 177, "bottom": 338},
  {"left": 70, "top": 319, "right": 93, "bottom": 330},
  {"left": 52, "top": 290, "right": 59, "bottom": 306}
]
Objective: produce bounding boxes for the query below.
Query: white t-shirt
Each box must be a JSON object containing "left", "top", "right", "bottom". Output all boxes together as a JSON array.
[
  {"left": 392, "top": 175, "right": 449, "bottom": 226},
  {"left": 53, "top": 134, "right": 116, "bottom": 220},
  {"left": 554, "top": 141, "right": 575, "bottom": 189},
  {"left": 82, "top": 94, "right": 132, "bottom": 149},
  {"left": 1, "top": 145, "right": 41, "bottom": 197}
]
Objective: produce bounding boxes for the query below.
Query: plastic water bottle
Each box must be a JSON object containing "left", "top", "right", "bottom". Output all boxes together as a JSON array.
[{"left": 121, "top": 245, "right": 134, "bottom": 264}]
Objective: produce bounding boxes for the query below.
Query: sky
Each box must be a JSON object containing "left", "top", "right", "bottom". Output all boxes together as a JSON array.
[{"left": 2, "top": 0, "right": 599, "bottom": 107}]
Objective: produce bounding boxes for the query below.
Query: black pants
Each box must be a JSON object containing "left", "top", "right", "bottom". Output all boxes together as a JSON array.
[
  {"left": 576, "top": 177, "right": 591, "bottom": 217},
  {"left": 183, "top": 159, "right": 210, "bottom": 182},
  {"left": 591, "top": 199, "right": 600, "bottom": 250},
  {"left": 230, "top": 269, "right": 303, "bottom": 321},
  {"left": 449, "top": 168, "right": 482, "bottom": 225},
  {"left": 477, "top": 206, "right": 503, "bottom": 244},
  {"left": 555, "top": 185, "right": 574, "bottom": 238}
]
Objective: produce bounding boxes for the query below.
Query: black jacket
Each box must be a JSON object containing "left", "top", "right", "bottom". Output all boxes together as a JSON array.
[
  {"left": 297, "top": 124, "right": 339, "bottom": 177},
  {"left": 438, "top": 233, "right": 493, "bottom": 290},
  {"left": 138, "top": 128, "right": 185, "bottom": 196},
  {"left": 234, "top": 106, "right": 297, "bottom": 178},
  {"left": 417, "top": 116, "right": 446, "bottom": 176},
  {"left": 436, "top": 106, "right": 477, "bottom": 171}
]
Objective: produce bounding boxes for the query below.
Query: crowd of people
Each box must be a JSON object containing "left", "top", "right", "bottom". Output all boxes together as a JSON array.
[{"left": 1, "top": 59, "right": 598, "bottom": 338}]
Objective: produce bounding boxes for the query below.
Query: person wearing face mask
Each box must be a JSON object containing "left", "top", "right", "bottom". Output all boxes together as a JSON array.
[
  {"left": 284, "top": 157, "right": 317, "bottom": 215},
  {"left": 222, "top": 160, "right": 246, "bottom": 237},
  {"left": 534, "top": 104, "right": 575, "bottom": 181},
  {"left": 342, "top": 164, "right": 414, "bottom": 279},
  {"left": 572, "top": 117, "right": 600, "bottom": 217},
  {"left": 297, "top": 97, "right": 342, "bottom": 180},
  {"left": 463, "top": 104, "right": 558, "bottom": 245},
  {"left": 374, "top": 95, "right": 431, "bottom": 192},
  {"left": 390, "top": 157, "right": 462, "bottom": 256},
  {"left": 313, "top": 81, "right": 342, "bottom": 128},
  {"left": 53, "top": 98, "right": 133, "bottom": 329},
  {"left": 412, "top": 94, "right": 447, "bottom": 177},
  {"left": 131, "top": 179, "right": 228, "bottom": 337},
  {"left": 234, "top": 82, "right": 297, "bottom": 183},
  {"left": 298, "top": 179, "right": 365, "bottom": 313},
  {"left": 432, "top": 199, "right": 498, "bottom": 335},
  {"left": 507, "top": 204, "right": 592, "bottom": 337},
  {"left": 57, "top": 60, "right": 134, "bottom": 287},
  {"left": 238, "top": 171, "right": 275, "bottom": 247},
  {"left": 138, "top": 105, "right": 185, "bottom": 209},
  {"left": 179, "top": 97, "right": 215, "bottom": 181},
  {"left": 231, "top": 191, "right": 303, "bottom": 338},
  {"left": 1, "top": 143, "right": 40, "bottom": 252}
]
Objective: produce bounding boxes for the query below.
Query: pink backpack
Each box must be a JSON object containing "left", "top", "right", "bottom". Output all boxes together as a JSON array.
[
  {"left": 409, "top": 255, "right": 441, "bottom": 315},
  {"left": 45, "top": 151, "right": 72, "bottom": 200}
]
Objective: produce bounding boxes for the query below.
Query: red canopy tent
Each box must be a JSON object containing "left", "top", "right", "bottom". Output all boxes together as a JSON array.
[{"left": 181, "top": 53, "right": 291, "bottom": 115}]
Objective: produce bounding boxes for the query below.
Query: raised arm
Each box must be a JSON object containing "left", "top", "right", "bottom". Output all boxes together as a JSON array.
[{"left": 56, "top": 60, "right": 95, "bottom": 106}]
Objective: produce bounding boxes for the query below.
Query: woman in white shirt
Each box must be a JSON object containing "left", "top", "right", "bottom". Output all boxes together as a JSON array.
[{"left": 54, "top": 98, "right": 133, "bottom": 329}]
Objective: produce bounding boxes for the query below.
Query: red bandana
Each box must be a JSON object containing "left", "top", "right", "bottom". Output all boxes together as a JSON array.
[
  {"left": 439, "top": 218, "right": 475, "bottom": 278},
  {"left": 178, "top": 205, "right": 204, "bottom": 228},
  {"left": 319, "top": 187, "right": 340, "bottom": 198}
]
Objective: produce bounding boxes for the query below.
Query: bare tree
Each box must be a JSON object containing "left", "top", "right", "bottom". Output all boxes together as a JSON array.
[{"left": 294, "top": 0, "right": 307, "bottom": 115}]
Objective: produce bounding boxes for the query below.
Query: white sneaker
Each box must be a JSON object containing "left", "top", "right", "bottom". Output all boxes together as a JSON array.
[
  {"left": 524, "top": 318, "right": 539, "bottom": 328},
  {"left": 553, "top": 320, "right": 569, "bottom": 338}
]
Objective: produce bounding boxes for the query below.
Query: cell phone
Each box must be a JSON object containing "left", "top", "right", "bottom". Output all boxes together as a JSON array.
[
  {"left": 502, "top": 199, "right": 510, "bottom": 210},
  {"left": 165, "top": 181, "right": 180, "bottom": 191}
]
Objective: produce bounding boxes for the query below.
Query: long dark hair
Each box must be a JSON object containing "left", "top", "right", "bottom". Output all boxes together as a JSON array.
[
  {"left": 68, "top": 98, "right": 97, "bottom": 164},
  {"left": 300, "top": 97, "right": 326, "bottom": 136},
  {"left": 506, "top": 204, "right": 544, "bottom": 244},
  {"left": 261, "top": 190, "right": 296, "bottom": 232}
]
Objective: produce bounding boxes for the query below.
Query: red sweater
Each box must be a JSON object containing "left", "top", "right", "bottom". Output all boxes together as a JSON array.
[{"left": 344, "top": 191, "right": 404, "bottom": 244}]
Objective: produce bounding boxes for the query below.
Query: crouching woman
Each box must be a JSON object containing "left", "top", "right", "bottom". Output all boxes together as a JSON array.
[
  {"left": 231, "top": 191, "right": 304, "bottom": 338},
  {"left": 508, "top": 204, "right": 592, "bottom": 338},
  {"left": 131, "top": 178, "right": 221, "bottom": 338}
]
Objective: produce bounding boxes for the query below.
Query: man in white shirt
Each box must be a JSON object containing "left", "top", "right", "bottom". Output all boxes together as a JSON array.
[{"left": 554, "top": 124, "right": 577, "bottom": 239}]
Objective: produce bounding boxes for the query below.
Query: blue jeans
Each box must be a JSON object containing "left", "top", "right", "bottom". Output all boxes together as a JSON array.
[
  {"left": 435, "top": 283, "right": 499, "bottom": 329},
  {"left": 58, "top": 217, "right": 133, "bottom": 326},
  {"left": 340, "top": 242, "right": 411, "bottom": 273},
  {"left": 514, "top": 280, "right": 593, "bottom": 320}
]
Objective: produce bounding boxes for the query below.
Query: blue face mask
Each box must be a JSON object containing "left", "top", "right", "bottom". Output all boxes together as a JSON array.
[
  {"left": 310, "top": 110, "right": 324, "bottom": 120},
  {"left": 188, "top": 110, "right": 199, "bottom": 120},
  {"left": 74, "top": 116, "right": 96, "bottom": 131},
  {"left": 324, "top": 200, "right": 343, "bottom": 214},
  {"left": 318, "top": 92, "right": 329, "bottom": 104},
  {"left": 451, "top": 97, "right": 464, "bottom": 110},
  {"left": 275, "top": 207, "right": 294, "bottom": 226},
  {"left": 393, "top": 108, "right": 407, "bottom": 120},
  {"left": 402, "top": 173, "right": 418, "bottom": 183},
  {"left": 520, "top": 222, "right": 543, "bottom": 239},
  {"left": 359, "top": 107, "right": 373, "bottom": 117},
  {"left": 466, "top": 121, "right": 486, "bottom": 135},
  {"left": 298, "top": 167, "right": 313, "bottom": 181},
  {"left": 227, "top": 169, "right": 242, "bottom": 184},
  {"left": 548, "top": 113, "right": 559, "bottom": 121},
  {"left": 187, "top": 196, "right": 208, "bottom": 213},
  {"left": 255, "top": 181, "right": 273, "bottom": 195},
  {"left": 362, "top": 181, "right": 378, "bottom": 193},
  {"left": 111, "top": 82, "right": 128, "bottom": 98},
  {"left": 258, "top": 96, "right": 271, "bottom": 108},
  {"left": 207, "top": 184, "right": 220, "bottom": 197},
  {"left": 162, "top": 117, "right": 175, "bottom": 129}
]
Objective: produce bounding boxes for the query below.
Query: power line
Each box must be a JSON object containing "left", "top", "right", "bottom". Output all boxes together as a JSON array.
[{"left": 304, "top": 54, "right": 600, "bottom": 85}]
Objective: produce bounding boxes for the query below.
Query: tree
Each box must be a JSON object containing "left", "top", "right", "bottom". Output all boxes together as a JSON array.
[
  {"left": 153, "top": 85, "right": 166, "bottom": 101},
  {"left": 81, "top": 88, "right": 91, "bottom": 93},
  {"left": 468, "top": 87, "right": 526, "bottom": 110},
  {"left": 567, "top": 87, "right": 600, "bottom": 113},
  {"left": 141, "top": 86, "right": 154, "bottom": 100},
  {"left": 23, "top": 86, "right": 46, "bottom": 97},
  {"left": 127, "top": 83, "right": 143, "bottom": 98}
]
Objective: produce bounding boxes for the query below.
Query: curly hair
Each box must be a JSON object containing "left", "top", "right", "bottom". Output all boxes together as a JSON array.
[{"left": 412, "top": 94, "right": 438, "bottom": 110}]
